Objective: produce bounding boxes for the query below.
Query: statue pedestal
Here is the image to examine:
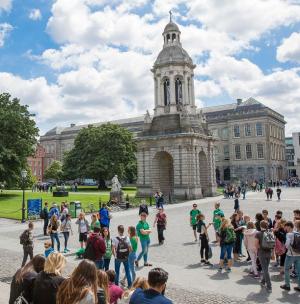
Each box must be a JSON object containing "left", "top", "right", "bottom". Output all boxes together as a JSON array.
[{"left": 110, "top": 191, "right": 123, "bottom": 204}]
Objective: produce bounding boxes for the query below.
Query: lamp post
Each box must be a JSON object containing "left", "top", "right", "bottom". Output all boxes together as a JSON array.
[{"left": 21, "top": 169, "right": 27, "bottom": 223}]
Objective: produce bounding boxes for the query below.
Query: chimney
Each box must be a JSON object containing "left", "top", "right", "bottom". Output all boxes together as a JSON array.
[
  {"left": 70, "top": 123, "right": 76, "bottom": 127},
  {"left": 237, "top": 98, "right": 242, "bottom": 105}
]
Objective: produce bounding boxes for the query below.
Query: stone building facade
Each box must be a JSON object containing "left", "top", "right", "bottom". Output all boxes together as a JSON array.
[
  {"left": 285, "top": 132, "right": 300, "bottom": 177},
  {"left": 205, "top": 98, "right": 286, "bottom": 183},
  {"left": 135, "top": 19, "right": 217, "bottom": 200},
  {"left": 27, "top": 144, "right": 46, "bottom": 182}
]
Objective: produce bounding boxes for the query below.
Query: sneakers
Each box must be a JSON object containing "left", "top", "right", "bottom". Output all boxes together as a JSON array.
[
  {"left": 134, "top": 260, "right": 139, "bottom": 268},
  {"left": 260, "top": 281, "right": 266, "bottom": 287},
  {"left": 144, "top": 263, "right": 153, "bottom": 267},
  {"left": 266, "top": 287, "right": 272, "bottom": 293},
  {"left": 200, "top": 259, "right": 205, "bottom": 263},
  {"left": 280, "top": 285, "right": 291, "bottom": 291},
  {"left": 204, "top": 261, "right": 212, "bottom": 266},
  {"left": 254, "top": 274, "right": 260, "bottom": 279},
  {"left": 218, "top": 267, "right": 223, "bottom": 273},
  {"left": 63, "top": 248, "right": 67, "bottom": 253}
]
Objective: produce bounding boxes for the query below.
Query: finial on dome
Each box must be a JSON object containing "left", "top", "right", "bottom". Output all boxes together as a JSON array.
[{"left": 169, "top": 10, "right": 172, "bottom": 22}]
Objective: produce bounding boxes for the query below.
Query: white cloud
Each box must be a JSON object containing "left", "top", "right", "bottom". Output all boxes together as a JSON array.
[
  {"left": 0, "top": 0, "right": 12, "bottom": 12},
  {"left": 29, "top": 8, "right": 42, "bottom": 21},
  {"left": 0, "top": 23, "right": 12, "bottom": 47},
  {"left": 277, "top": 32, "right": 300, "bottom": 64}
]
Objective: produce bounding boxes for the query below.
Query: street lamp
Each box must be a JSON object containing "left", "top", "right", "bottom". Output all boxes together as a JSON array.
[{"left": 21, "top": 169, "right": 27, "bottom": 223}]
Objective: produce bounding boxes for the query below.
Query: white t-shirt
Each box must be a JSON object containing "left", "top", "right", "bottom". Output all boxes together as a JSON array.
[
  {"left": 79, "top": 219, "right": 88, "bottom": 233},
  {"left": 112, "top": 236, "right": 131, "bottom": 250}
]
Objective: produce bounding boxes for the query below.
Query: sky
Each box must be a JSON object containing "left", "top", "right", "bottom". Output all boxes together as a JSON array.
[{"left": 1, "top": 0, "right": 300, "bottom": 136}]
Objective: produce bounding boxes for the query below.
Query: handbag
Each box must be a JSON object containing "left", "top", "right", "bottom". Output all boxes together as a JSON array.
[{"left": 275, "top": 238, "right": 286, "bottom": 256}]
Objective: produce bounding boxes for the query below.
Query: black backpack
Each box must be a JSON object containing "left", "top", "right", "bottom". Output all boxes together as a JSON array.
[
  {"left": 20, "top": 230, "right": 30, "bottom": 245},
  {"left": 139, "top": 204, "right": 148, "bottom": 215},
  {"left": 292, "top": 232, "right": 300, "bottom": 254},
  {"left": 84, "top": 237, "right": 97, "bottom": 261},
  {"left": 116, "top": 237, "right": 130, "bottom": 260}
]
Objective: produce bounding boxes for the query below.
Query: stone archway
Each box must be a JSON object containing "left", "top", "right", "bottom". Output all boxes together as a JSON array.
[
  {"left": 199, "top": 151, "right": 209, "bottom": 196},
  {"left": 152, "top": 151, "right": 174, "bottom": 198}
]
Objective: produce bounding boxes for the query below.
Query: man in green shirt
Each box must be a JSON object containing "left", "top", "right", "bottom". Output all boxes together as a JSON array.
[
  {"left": 190, "top": 204, "right": 201, "bottom": 242},
  {"left": 136, "top": 212, "right": 152, "bottom": 267},
  {"left": 212, "top": 202, "right": 224, "bottom": 243}
]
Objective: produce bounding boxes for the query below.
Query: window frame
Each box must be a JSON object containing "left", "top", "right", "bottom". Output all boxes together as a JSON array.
[
  {"left": 235, "top": 144, "right": 242, "bottom": 160},
  {"left": 257, "top": 143, "right": 264, "bottom": 159},
  {"left": 233, "top": 125, "right": 240, "bottom": 138}
]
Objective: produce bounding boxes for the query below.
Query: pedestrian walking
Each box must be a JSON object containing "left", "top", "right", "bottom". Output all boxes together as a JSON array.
[
  {"left": 234, "top": 194, "right": 240, "bottom": 212},
  {"left": 20, "top": 221, "right": 34, "bottom": 266},
  {"left": 75, "top": 212, "right": 90, "bottom": 249},
  {"left": 280, "top": 220, "right": 300, "bottom": 292},
  {"left": 9, "top": 255, "right": 45, "bottom": 304},
  {"left": 41, "top": 202, "right": 49, "bottom": 236},
  {"left": 56, "top": 259, "right": 98, "bottom": 304},
  {"left": 128, "top": 226, "right": 138, "bottom": 282},
  {"left": 84, "top": 225, "right": 106, "bottom": 269},
  {"left": 153, "top": 207, "right": 167, "bottom": 245},
  {"left": 102, "top": 227, "right": 113, "bottom": 271},
  {"left": 136, "top": 213, "right": 152, "bottom": 267},
  {"left": 196, "top": 214, "right": 212, "bottom": 265},
  {"left": 112, "top": 225, "right": 132, "bottom": 287},
  {"left": 277, "top": 187, "right": 282, "bottom": 201},
  {"left": 48, "top": 214, "right": 61, "bottom": 252},
  {"left": 190, "top": 203, "right": 201, "bottom": 242},
  {"left": 255, "top": 220, "right": 275, "bottom": 292},
  {"left": 241, "top": 186, "right": 246, "bottom": 200},
  {"left": 61, "top": 213, "right": 72, "bottom": 253}
]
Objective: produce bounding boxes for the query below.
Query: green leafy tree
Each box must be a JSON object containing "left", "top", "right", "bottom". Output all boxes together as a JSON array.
[
  {"left": 0, "top": 93, "right": 39, "bottom": 187},
  {"left": 63, "top": 123, "right": 137, "bottom": 188},
  {"left": 44, "top": 161, "right": 63, "bottom": 183}
]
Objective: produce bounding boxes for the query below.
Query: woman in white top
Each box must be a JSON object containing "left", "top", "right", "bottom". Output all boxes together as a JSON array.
[
  {"left": 56, "top": 259, "right": 98, "bottom": 304},
  {"left": 61, "top": 214, "right": 72, "bottom": 253}
]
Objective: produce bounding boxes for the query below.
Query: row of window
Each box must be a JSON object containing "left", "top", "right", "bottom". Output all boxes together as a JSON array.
[
  {"left": 233, "top": 123, "right": 263, "bottom": 138},
  {"left": 269, "top": 124, "right": 284, "bottom": 140}
]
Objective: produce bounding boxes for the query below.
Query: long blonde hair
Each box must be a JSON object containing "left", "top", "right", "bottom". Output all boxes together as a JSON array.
[
  {"left": 123, "top": 277, "right": 149, "bottom": 299},
  {"left": 221, "top": 218, "right": 232, "bottom": 230},
  {"left": 57, "top": 260, "right": 98, "bottom": 304},
  {"left": 97, "top": 270, "right": 110, "bottom": 304},
  {"left": 44, "top": 252, "right": 66, "bottom": 276}
]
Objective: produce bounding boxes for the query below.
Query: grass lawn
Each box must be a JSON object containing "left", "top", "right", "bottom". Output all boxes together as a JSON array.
[{"left": 0, "top": 188, "right": 139, "bottom": 220}]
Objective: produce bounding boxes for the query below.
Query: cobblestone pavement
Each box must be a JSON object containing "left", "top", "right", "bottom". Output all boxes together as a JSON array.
[{"left": 1, "top": 188, "right": 300, "bottom": 303}]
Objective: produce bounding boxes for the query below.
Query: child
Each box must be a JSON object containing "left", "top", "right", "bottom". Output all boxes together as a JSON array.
[
  {"left": 44, "top": 241, "right": 54, "bottom": 257},
  {"left": 197, "top": 214, "right": 212, "bottom": 265},
  {"left": 190, "top": 204, "right": 201, "bottom": 242},
  {"left": 75, "top": 212, "right": 90, "bottom": 249}
]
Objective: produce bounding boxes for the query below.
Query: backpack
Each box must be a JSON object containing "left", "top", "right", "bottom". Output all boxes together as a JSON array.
[
  {"left": 275, "top": 238, "right": 286, "bottom": 256},
  {"left": 116, "top": 237, "right": 130, "bottom": 260},
  {"left": 19, "top": 230, "right": 29, "bottom": 245},
  {"left": 224, "top": 227, "right": 236, "bottom": 244},
  {"left": 83, "top": 237, "right": 97, "bottom": 261},
  {"left": 139, "top": 204, "right": 148, "bottom": 215},
  {"left": 261, "top": 230, "right": 276, "bottom": 250},
  {"left": 292, "top": 232, "right": 300, "bottom": 253}
]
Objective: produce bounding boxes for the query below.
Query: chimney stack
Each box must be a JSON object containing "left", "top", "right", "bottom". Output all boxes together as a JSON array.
[
  {"left": 70, "top": 123, "right": 76, "bottom": 127},
  {"left": 237, "top": 98, "right": 242, "bottom": 105}
]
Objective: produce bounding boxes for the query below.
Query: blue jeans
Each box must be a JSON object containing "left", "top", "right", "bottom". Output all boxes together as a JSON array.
[
  {"left": 50, "top": 233, "right": 60, "bottom": 252},
  {"left": 128, "top": 252, "right": 136, "bottom": 282},
  {"left": 62, "top": 232, "right": 69, "bottom": 249},
  {"left": 137, "top": 239, "right": 150, "bottom": 263},
  {"left": 103, "top": 258, "right": 111, "bottom": 271},
  {"left": 95, "top": 259, "right": 103, "bottom": 269},
  {"left": 284, "top": 255, "right": 300, "bottom": 287},
  {"left": 114, "top": 259, "right": 132, "bottom": 287},
  {"left": 220, "top": 243, "right": 233, "bottom": 260}
]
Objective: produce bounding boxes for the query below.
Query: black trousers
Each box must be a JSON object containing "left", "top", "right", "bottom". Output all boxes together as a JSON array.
[
  {"left": 200, "top": 234, "right": 209, "bottom": 260},
  {"left": 157, "top": 225, "right": 165, "bottom": 243},
  {"left": 22, "top": 246, "right": 33, "bottom": 266},
  {"left": 43, "top": 218, "right": 49, "bottom": 235}
]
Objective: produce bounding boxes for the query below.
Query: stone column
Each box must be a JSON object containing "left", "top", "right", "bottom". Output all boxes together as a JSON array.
[{"left": 191, "top": 75, "right": 195, "bottom": 107}]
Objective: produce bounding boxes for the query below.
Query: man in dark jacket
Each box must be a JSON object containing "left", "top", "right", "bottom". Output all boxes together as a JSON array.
[
  {"left": 43, "top": 202, "right": 49, "bottom": 236},
  {"left": 85, "top": 225, "right": 106, "bottom": 269}
]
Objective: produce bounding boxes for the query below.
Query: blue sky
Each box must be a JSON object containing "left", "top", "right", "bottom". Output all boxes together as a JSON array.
[{"left": 1, "top": 0, "right": 300, "bottom": 135}]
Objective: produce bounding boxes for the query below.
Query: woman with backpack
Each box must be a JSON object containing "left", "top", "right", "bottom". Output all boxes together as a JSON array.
[
  {"left": 48, "top": 214, "right": 61, "bottom": 252},
  {"left": 9, "top": 254, "right": 46, "bottom": 304},
  {"left": 218, "top": 218, "right": 236, "bottom": 272},
  {"left": 102, "top": 227, "right": 112, "bottom": 271},
  {"left": 61, "top": 214, "right": 72, "bottom": 253},
  {"left": 56, "top": 259, "right": 98, "bottom": 304},
  {"left": 153, "top": 207, "right": 167, "bottom": 245}
]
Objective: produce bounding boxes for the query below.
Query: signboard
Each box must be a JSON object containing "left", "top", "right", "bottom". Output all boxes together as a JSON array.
[{"left": 27, "top": 199, "right": 42, "bottom": 220}]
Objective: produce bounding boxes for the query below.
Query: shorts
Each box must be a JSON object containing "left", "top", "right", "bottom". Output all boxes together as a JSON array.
[
  {"left": 192, "top": 224, "right": 197, "bottom": 231},
  {"left": 79, "top": 232, "right": 88, "bottom": 242}
]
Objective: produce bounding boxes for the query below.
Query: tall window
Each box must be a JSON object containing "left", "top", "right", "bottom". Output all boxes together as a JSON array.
[
  {"left": 235, "top": 145, "right": 241, "bottom": 159},
  {"left": 245, "top": 124, "right": 251, "bottom": 136},
  {"left": 246, "top": 144, "right": 252, "bottom": 159},
  {"left": 163, "top": 78, "right": 170, "bottom": 106},
  {"left": 224, "top": 145, "right": 230, "bottom": 160},
  {"left": 175, "top": 77, "right": 183, "bottom": 104},
  {"left": 222, "top": 127, "right": 229, "bottom": 139},
  {"left": 257, "top": 143, "right": 264, "bottom": 159},
  {"left": 256, "top": 122, "right": 263, "bottom": 136},
  {"left": 233, "top": 125, "right": 240, "bottom": 138}
]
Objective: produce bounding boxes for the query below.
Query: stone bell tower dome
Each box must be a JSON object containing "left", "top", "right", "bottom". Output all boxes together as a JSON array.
[{"left": 153, "top": 13, "right": 196, "bottom": 116}]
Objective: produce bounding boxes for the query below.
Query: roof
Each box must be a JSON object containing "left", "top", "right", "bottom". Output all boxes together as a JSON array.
[
  {"left": 154, "top": 45, "right": 193, "bottom": 66},
  {"left": 163, "top": 21, "right": 180, "bottom": 34}
]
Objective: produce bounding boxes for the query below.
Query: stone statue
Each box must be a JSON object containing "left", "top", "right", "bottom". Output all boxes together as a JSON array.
[{"left": 111, "top": 175, "right": 121, "bottom": 192}]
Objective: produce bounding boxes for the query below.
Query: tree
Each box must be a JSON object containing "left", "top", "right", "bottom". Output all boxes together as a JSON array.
[
  {"left": 63, "top": 123, "right": 137, "bottom": 188},
  {"left": 0, "top": 93, "right": 39, "bottom": 187},
  {"left": 44, "top": 161, "right": 63, "bottom": 183}
]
